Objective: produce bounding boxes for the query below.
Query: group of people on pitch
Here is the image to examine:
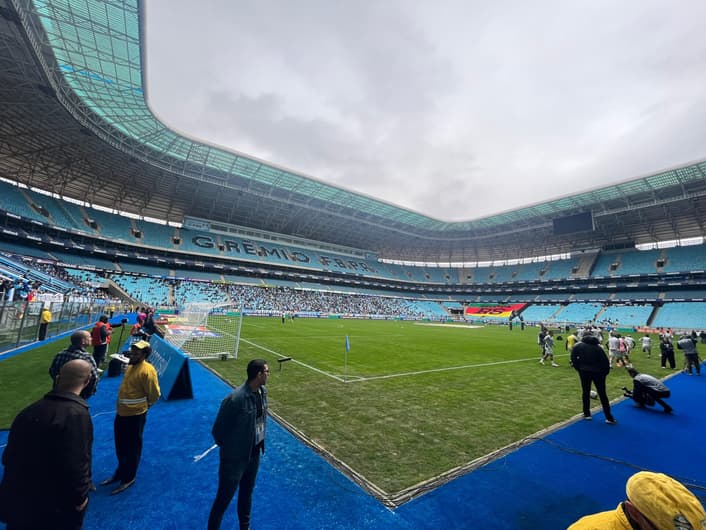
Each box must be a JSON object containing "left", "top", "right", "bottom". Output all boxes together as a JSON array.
[{"left": 569, "top": 327, "right": 702, "bottom": 424}]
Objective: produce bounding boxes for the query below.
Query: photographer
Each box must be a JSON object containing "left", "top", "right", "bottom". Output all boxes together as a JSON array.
[{"left": 623, "top": 367, "right": 672, "bottom": 413}]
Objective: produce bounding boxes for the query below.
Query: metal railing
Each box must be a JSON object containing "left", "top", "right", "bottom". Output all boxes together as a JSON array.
[{"left": 0, "top": 299, "right": 108, "bottom": 354}]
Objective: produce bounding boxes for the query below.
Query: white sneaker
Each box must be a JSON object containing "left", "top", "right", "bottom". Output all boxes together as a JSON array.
[
  {"left": 539, "top": 359, "right": 545, "bottom": 365},
  {"left": 551, "top": 362, "right": 559, "bottom": 367}
]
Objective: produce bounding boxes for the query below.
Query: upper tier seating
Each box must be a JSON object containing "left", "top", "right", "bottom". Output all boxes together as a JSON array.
[
  {"left": 0, "top": 184, "right": 44, "bottom": 221},
  {"left": 542, "top": 258, "right": 581, "bottom": 280},
  {"left": 661, "top": 245, "right": 706, "bottom": 273}
]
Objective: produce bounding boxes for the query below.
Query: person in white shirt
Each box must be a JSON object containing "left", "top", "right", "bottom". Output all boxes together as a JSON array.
[{"left": 641, "top": 334, "right": 652, "bottom": 358}]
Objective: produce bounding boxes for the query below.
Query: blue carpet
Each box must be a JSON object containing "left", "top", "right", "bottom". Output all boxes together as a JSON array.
[{"left": 2, "top": 360, "right": 705, "bottom": 529}]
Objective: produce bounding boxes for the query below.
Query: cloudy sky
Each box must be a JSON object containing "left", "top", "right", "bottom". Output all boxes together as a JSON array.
[{"left": 143, "top": 1, "right": 706, "bottom": 222}]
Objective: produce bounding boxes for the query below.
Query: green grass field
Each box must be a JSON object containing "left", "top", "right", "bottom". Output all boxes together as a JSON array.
[
  {"left": 1, "top": 318, "right": 671, "bottom": 498},
  {"left": 202, "top": 317, "right": 666, "bottom": 495}
]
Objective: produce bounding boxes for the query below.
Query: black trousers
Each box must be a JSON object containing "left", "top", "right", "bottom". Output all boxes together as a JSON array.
[
  {"left": 38, "top": 322, "right": 48, "bottom": 341},
  {"left": 93, "top": 344, "right": 108, "bottom": 366},
  {"left": 6, "top": 502, "right": 87, "bottom": 530},
  {"left": 632, "top": 383, "right": 672, "bottom": 411},
  {"left": 208, "top": 450, "right": 261, "bottom": 530},
  {"left": 661, "top": 349, "right": 675, "bottom": 368},
  {"left": 113, "top": 413, "right": 147, "bottom": 484},
  {"left": 578, "top": 370, "right": 614, "bottom": 421},
  {"left": 685, "top": 353, "right": 701, "bottom": 374}
]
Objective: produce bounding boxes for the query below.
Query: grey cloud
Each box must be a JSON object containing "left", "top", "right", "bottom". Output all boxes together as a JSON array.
[{"left": 145, "top": 0, "right": 706, "bottom": 222}]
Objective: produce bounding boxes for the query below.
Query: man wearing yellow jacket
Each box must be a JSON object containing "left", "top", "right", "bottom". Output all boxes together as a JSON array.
[
  {"left": 100, "top": 340, "right": 160, "bottom": 495},
  {"left": 568, "top": 471, "right": 705, "bottom": 529}
]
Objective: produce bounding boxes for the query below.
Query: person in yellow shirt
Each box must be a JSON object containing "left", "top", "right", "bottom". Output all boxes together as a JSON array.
[
  {"left": 568, "top": 471, "right": 706, "bottom": 529},
  {"left": 38, "top": 305, "right": 52, "bottom": 341},
  {"left": 565, "top": 330, "right": 578, "bottom": 352},
  {"left": 99, "top": 340, "right": 160, "bottom": 495}
]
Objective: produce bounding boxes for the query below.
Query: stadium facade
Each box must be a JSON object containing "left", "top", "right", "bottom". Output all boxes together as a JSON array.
[{"left": 2, "top": 0, "right": 706, "bottom": 267}]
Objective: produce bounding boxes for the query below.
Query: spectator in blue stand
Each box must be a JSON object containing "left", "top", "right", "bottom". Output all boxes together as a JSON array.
[{"left": 208, "top": 359, "right": 269, "bottom": 530}]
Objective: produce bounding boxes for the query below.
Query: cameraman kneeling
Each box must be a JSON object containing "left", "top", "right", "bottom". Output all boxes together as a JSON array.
[{"left": 624, "top": 367, "right": 672, "bottom": 413}]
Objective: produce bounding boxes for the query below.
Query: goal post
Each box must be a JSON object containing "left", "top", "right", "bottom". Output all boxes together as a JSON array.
[{"left": 162, "top": 302, "right": 244, "bottom": 360}]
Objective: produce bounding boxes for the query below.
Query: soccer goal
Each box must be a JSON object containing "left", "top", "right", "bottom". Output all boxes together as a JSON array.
[{"left": 162, "top": 302, "right": 244, "bottom": 360}]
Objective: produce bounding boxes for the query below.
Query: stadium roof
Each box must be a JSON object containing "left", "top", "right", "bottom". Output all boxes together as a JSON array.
[{"left": 1, "top": 0, "right": 706, "bottom": 262}]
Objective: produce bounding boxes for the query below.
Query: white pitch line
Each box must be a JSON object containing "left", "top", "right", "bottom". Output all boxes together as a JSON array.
[
  {"left": 240, "top": 338, "right": 569, "bottom": 385},
  {"left": 240, "top": 338, "right": 345, "bottom": 382},
  {"left": 351, "top": 353, "right": 570, "bottom": 383}
]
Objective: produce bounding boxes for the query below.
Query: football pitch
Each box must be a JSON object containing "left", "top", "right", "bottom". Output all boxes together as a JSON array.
[{"left": 202, "top": 317, "right": 653, "bottom": 497}]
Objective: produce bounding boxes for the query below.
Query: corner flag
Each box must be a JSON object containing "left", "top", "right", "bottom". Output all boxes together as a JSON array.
[{"left": 345, "top": 335, "right": 350, "bottom": 353}]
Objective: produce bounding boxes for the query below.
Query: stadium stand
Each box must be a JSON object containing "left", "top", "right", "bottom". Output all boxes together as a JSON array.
[
  {"left": 0, "top": 184, "right": 44, "bottom": 221},
  {"left": 571, "top": 291, "right": 613, "bottom": 301},
  {"left": 541, "top": 258, "right": 580, "bottom": 280},
  {"left": 536, "top": 292, "right": 572, "bottom": 302},
  {"left": 173, "top": 280, "right": 226, "bottom": 305},
  {"left": 554, "top": 303, "right": 603, "bottom": 324},
  {"left": 0, "top": 241, "right": 54, "bottom": 260},
  {"left": 133, "top": 220, "right": 178, "bottom": 249},
  {"left": 32, "top": 193, "right": 84, "bottom": 230},
  {"left": 662, "top": 244, "right": 706, "bottom": 273},
  {"left": 651, "top": 302, "right": 706, "bottom": 330},
  {"left": 662, "top": 289, "right": 706, "bottom": 300},
  {"left": 597, "top": 304, "right": 654, "bottom": 328},
  {"left": 514, "top": 261, "right": 547, "bottom": 282},
  {"left": 110, "top": 275, "right": 171, "bottom": 307},
  {"left": 519, "top": 304, "right": 562, "bottom": 322},
  {"left": 617, "top": 249, "right": 661, "bottom": 275},
  {"left": 612, "top": 290, "right": 661, "bottom": 301},
  {"left": 81, "top": 207, "right": 136, "bottom": 242},
  {"left": 3, "top": 1, "right": 706, "bottom": 526}
]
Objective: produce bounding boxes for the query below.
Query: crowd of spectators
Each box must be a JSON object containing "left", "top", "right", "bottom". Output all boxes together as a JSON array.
[
  {"left": 3, "top": 255, "right": 439, "bottom": 319},
  {"left": 223, "top": 284, "right": 429, "bottom": 317}
]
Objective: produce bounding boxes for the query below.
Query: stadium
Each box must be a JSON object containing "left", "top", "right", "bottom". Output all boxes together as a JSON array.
[{"left": 1, "top": 1, "right": 706, "bottom": 529}]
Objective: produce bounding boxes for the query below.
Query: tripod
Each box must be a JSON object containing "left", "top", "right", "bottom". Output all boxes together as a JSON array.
[{"left": 113, "top": 318, "right": 128, "bottom": 353}]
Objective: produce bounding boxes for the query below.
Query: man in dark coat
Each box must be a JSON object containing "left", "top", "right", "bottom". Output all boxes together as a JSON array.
[
  {"left": 0, "top": 359, "right": 94, "bottom": 529},
  {"left": 208, "top": 359, "right": 269, "bottom": 530},
  {"left": 570, "top": 330, "right": 617, "bottom": 424}
]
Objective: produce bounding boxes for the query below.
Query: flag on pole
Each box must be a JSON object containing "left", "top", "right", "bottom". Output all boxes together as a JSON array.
[{"left": 345, "top": 335, "right": 350, "bottom": 353}]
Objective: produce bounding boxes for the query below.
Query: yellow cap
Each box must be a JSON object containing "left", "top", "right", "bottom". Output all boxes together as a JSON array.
[
  {"left": 626, "top": 472, "right": 706, "bottom": 529},
  {"left": 131, "top": 340, "right": 151, "bottom": 350}
]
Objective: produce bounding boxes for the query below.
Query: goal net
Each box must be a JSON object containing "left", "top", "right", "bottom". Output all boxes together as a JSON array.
[{"left": 163, "top": 302, "right": 244, "bottom": 360}]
